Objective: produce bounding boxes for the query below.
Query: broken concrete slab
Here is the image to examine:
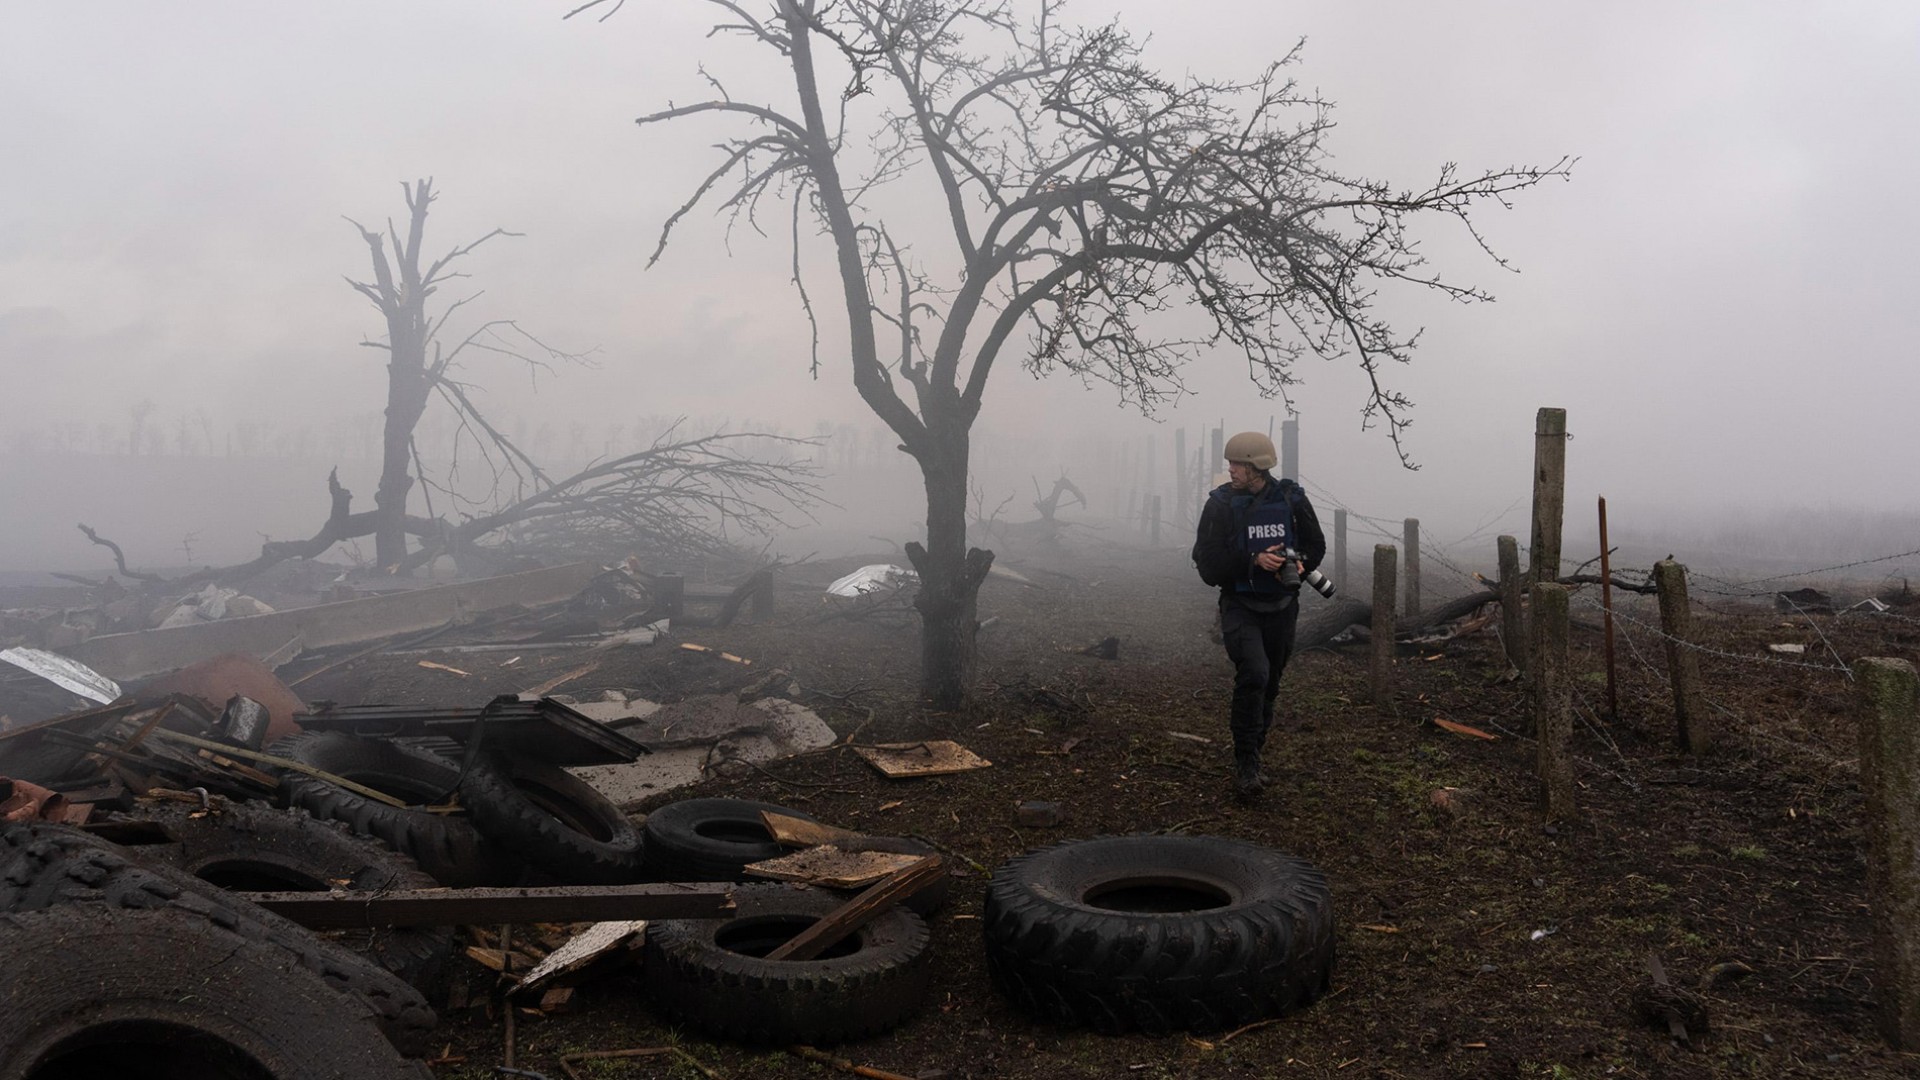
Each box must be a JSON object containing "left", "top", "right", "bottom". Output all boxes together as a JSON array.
[
  {"left": 63, "top": 562, "right": 603, "bottom": 681},
  {"left": 570, "top": 694, "right": 836, "bottom": 804}
]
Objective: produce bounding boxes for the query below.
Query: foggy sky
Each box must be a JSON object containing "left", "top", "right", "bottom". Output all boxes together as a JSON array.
[{"left": 3, "top": 2, "right": 1917, "bottom": 573}]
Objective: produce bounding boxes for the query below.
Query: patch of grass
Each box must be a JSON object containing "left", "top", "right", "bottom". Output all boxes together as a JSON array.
[{"left": 1730, "top": 845, "right": 1769, "bottom": 862}]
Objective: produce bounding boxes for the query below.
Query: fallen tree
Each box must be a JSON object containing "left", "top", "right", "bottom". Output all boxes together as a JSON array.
[{"left": 1297, "top": 573, "right": 1657, "bottom": 652}]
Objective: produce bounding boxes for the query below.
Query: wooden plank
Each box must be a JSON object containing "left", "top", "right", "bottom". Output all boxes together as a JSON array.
[
  {"left": 743, "top": 846, "right": 925, "bottom": 889},
  {"left": 761, "top": 810, "right": 863, "bottom": 847},
  {"left": 239, "top": 883, "right": 734, "bottom": 928},
  {"left": 853, "top": 740, "right": 992, "bottom": 778},
  {"left": 763, "top": 856, "right": 942, "bottom": 962}
]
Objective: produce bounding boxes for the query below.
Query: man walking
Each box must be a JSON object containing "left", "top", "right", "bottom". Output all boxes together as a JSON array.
[{"left": 1191, "top": 431, "right": 1327, "bottom": 801}]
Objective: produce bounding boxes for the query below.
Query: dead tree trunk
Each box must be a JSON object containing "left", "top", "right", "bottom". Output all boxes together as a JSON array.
[{"left": 905, "top": 441, "right": 994, "bottom": 709}]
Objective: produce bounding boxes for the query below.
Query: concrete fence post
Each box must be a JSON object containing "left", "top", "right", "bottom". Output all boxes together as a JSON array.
[
  {"left": 1371, "top": 544, "right": 1397, "bottom": 718},
  {"left": 1403, "top": 517, "right": 1421, "bottom": 617},
  {"left": 1334, "top": 509, "right": 1348, "bottom": 591},
  {"left": 1529, "top": 407, "right": 1567, "bottom": 586},
  {"left": 1532, "top": 582, "right": 1574, "bottom": 820},
  {"left": 1498, "top": 535, "right": 1526, "bottom": 674},
  {"left": 1653, "top": 559, "right": 1709, "bottom": 753},
  {"left": 1858, "top": 658, "right": 1920, "bottom": 1049}
]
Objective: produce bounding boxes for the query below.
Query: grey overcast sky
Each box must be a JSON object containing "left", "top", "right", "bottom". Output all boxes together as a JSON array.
[{"left": 3, "top": 2, "right": 1917, "bottom": 569}]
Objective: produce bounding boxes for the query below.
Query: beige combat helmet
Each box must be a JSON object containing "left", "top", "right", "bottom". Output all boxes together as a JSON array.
[{"left": 1223, "top": 431, "right": 1278, "bottom": 472}]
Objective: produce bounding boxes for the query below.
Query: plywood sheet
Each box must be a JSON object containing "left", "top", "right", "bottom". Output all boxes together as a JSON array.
[{"left": 853, "top": 740, "right": 992, "bottom": 778}]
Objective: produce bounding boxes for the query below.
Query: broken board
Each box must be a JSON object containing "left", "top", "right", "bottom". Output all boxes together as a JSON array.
[
  {"left": 513, "top": 920, "right": 646, "bottom": 995},
  {"left": 853, "top": 740, "right": 992, "bottom": 778},
  {"left": 743, "top": 845, "right": 926, "bottom": 889}
]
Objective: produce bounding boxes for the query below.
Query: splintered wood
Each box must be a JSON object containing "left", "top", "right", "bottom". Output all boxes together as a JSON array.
[{"left": 853, "top": 740, "right": 991, "bottom": 778}]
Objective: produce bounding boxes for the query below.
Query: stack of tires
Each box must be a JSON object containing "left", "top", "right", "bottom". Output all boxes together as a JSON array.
[{"left": 266, "top": 732, "right": 645, "bottom": 888}]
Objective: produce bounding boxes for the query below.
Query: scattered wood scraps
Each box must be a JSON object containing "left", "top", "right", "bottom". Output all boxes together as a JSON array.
[
  {"left": 678, "top": 643, "right": 753, "bottom": 665},
  {"left": 416, "top": 660, "right": 471, "bottom": 677},
  {"left": 853, "top": 740, "right": 993, "bottom": 778},
  {"left": 1432, "top": 717, "right": 1498, "bottom": 741}
]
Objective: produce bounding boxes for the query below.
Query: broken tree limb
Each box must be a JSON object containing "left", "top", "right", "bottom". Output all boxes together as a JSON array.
[{"left": 75, "top": 524, "right": 166, "bottom": 583}]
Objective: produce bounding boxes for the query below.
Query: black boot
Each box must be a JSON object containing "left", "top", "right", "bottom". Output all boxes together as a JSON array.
[{"left": 1233, "top": 752, "right": 1265, "bottom": 801}]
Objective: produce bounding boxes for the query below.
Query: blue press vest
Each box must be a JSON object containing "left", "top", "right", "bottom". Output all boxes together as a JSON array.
[{"left": 1230, "top": 484, "right": 1296, "bottom": 595}]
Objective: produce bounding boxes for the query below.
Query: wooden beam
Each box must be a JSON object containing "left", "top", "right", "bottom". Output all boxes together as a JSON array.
[
  {"left": 764, "top": 856, "right": 942, "bottom": 962},
  {"left": 240, "top": 883, "right": 734, "bottom": 928}
]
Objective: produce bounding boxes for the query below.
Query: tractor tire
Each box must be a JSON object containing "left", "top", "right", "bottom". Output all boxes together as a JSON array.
[
  {"left": 640, "top": 797, "right": 815, "bottom": 883},
  {"left": 0, "top": 821, "right": 437, "bottom": 1059},
  {"left": 106, "top": 798, "right": 453, "bottom": 995},
  {"left": 456, "top": 753, "right": 643, "bottom": 884},
  {"left": 643, "top": 883, "right": 932, "bottom": 1045},
  {"left": 0, "top": 903, "right": 432, "bottom": 1080},
  {"left": 983, "top": 834, "right": 1335, "bottom": 1034},
  {"left": 269, "top": 732, "right": 521, "bottom": 887}
]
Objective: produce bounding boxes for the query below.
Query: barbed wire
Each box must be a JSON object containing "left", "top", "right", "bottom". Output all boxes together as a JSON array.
[{"left": 1567, "top": 591, "right": 1855, "bottom": 675}]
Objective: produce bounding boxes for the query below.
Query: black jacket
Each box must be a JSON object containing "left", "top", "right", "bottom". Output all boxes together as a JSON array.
[{"left": 1191, "top": 476, "right": 1326, "bottom": 591}]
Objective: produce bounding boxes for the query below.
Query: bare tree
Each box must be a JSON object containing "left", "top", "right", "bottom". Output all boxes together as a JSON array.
[
  {"left": 76, "top": 181, "right": 820, "bottom": 591},
  {"left": 577, "top": 0, "right": 1570, "bottom": 707}
]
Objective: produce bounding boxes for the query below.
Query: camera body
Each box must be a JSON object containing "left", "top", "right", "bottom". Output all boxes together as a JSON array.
[{"left": 1278, "top": 546, "right": 1337, "bottom": 600}]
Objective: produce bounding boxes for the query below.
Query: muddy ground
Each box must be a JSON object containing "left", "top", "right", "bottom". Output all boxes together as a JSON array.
[{"left": 289, "top": 544, "right": 1920, "bottom": 1080}]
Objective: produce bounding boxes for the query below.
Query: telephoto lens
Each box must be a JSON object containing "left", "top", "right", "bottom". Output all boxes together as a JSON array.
[{"left": 1283, "top": 547, "right": 1338, "bottom": 599}]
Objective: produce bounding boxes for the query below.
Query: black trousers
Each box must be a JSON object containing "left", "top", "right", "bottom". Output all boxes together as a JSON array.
[{"left": 1220, "top": 592, "right": 1299, "bottom": 758}]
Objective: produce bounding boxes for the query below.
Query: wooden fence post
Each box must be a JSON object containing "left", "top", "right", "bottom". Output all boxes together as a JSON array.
[
  {"left": 1334, "top": 509, "right": 1348, "bottom": 591},
  {"left": 1498, "top": 535, "right": 1526, "bottom": 674},
  {"left": 1372, "top": 545, "right": 1397, "bottom": 718},
  {"left": 1653, "top": 559, "right": 1709, "bottom": 753},
  {"left": 1858, "top": 657, "right": 1920, "bottom": 1050},
  {"left": 1403, "top": 517, "right": 1421, "bottom": 617},
  {"left": 1532, "top": 582, "right": 1574, "bottom": 820},
  {"left": 1529, "top": 407, "right": 1567, "bottom": 586}
]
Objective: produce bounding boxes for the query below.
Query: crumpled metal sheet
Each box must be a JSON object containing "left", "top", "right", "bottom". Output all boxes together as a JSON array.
[
  {"left": 825, "top": 564, "right": 917, "bottom": 597},
  {"left": 0, "top": 776, "right": 71, "bottom": 823},
  {"left": 0, "top": 647, "right": 122, "bottom": 704}
]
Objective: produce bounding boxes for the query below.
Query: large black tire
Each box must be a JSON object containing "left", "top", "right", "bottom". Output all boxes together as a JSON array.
[
  {"left": 0, "top": 904, "right": 431, "bottom": 1080},
  {"left": 0, "top": 821, "right": 437, "bottom": 1059},
  {"left": 644, "top": 883, "right": 932, "bottom": 1045},
  {"left": 983, "top": 835, "right": 1335, "bottom": 1034},
  {"left": 106, "top": 798, "right": 454, "bottom": 995},
  {"left": 640, "top": 797, "right": 816, "bottom": 882},
  {"left": 457, "top": 753, "right": 644, "bottom": 884},
  {"left": 269, "top": 732, "right": 521, "bottom": 887}
]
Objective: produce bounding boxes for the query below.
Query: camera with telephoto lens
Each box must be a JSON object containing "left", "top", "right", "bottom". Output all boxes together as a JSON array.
[{"left": 1278, "top": 546, "right": 1337, "bottom": 600}]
